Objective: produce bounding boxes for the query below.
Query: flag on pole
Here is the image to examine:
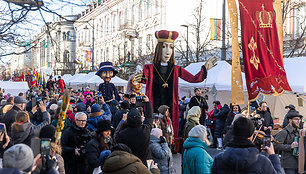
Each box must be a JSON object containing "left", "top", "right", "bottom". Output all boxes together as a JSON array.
[
  {"left": 210, "top": 18, "right": 221, "bottom": 40},
  {"left": 86, "top": 51, "right": 92, "bottom": 61}
]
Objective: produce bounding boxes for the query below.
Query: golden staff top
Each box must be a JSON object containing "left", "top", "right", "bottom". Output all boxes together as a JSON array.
[{"left": 55, "top": 90, "right": 70, "bottom": 144}]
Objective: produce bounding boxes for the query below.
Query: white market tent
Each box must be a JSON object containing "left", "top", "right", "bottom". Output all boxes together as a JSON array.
[
  {"left": 283, "top": 57, "right": 306, "bottom": 94},
  {"left": 87, "top": 75, "right": 128, "bottom": 87},
  {"left": 0, "top": 81, "right": 29, "bottom": 96},
  {"left": 61, "top": 74, "right": 73, "bottom": 83},
  {"left": 69, "top": 72, "right": 96, "bottom": 86},
  {"left": 67, "top": 74, "right": 87, "bottom": 86}
]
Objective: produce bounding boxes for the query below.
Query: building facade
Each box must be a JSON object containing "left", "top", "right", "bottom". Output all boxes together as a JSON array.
[{"left": 32, "top": 15, "right": 78, "bottom": 75}]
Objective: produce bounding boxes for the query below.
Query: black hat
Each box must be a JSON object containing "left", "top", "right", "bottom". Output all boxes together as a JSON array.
[
  {"left": 233, "top": 117, "right": 255, "bottom": 138},
  {"left": 39, "top": 125, "right": 56, "bottom": 142},
  {"left": 96, "top": 120, "right": 114, "bottom": 133},
  {"left": 287, "top": 111, "right": 303, "bottom": 119},
  {"left": 96, "top": 62, "right": 118, "bottom": 77},
  {"left": 120, "top": 100, "right": 130, "bottom": 110},
  {"left": 285, "top": 104, "right": 295, "bottom": 110}
]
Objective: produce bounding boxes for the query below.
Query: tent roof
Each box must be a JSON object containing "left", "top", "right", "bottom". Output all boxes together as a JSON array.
[
  {"left": 284, "top": 57, "right": 306, "bottom": 94},
  {"left": 61, "top": 74, "right": 73, "bottom": 82},
  {"left": 0, "top": 81, "right": 29, "bottom": 96},
  {"left": 179, "top": 61, "right": 247, "bottom": 91},
  {"left": 69, "top": 72, "right": 96, "bottom": 86},
  {"left": 67, "top": 74, "right": 87, "bottom": 85}
]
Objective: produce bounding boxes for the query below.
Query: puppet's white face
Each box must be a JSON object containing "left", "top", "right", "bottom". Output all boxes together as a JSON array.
[
  {"left": 161, "top": 42, "right": 173, "bottom": 63},
  {"left": 101, "top": 71, "right": 113, "bottom": 82}
]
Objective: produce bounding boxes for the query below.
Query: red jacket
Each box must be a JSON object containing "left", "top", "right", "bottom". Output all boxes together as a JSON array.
[
  {"left": 57, "top": 79, "right": 66, "bottom": 92},
  {"left": 142, "top": 64, "right": 207, "bottom": 139}
]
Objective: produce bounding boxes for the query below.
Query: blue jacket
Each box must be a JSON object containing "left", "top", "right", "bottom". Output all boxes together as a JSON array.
[
  {"left": 149, "top": 135, "right": 174, "bottom": 174},
  {"left": 211, "top": 147, "right": 282, "bottom": 174},
  {"left": 87, "top": 103, "right": 111, "bottom": 132},
  {"left": 183, "top": 137, "right": 213, "bottom": 174}
]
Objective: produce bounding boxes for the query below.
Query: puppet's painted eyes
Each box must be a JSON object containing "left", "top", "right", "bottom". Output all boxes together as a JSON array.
[
  {"left": 102, "top": 71, "right": 107, "bottom": 75},
  {"left": 109, "top": 71, "right": 113, "bottom": 75}
]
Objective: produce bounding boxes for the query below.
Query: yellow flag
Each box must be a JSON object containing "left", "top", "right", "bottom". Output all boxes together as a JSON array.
[{"left": 228, "top": 0, "right": 244, "bottom": 105}]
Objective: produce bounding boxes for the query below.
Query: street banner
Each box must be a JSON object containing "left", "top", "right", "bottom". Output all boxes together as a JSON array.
[
  {"left": 238, "top": 0, "right": 291, "bottom": 101},
  {"left": 210, "top": 18, "right": 221, "bottom": 40},
  {"left": 86, "top": 51, "right": 92, "bottom": 61},
  {"left": 274, "top": 0, "right": 283, "bottom": 61},
  {"left": 227, "top": 0, "right": 244, "bottom": 105}
]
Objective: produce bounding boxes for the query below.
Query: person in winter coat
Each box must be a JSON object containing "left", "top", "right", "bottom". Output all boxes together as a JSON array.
[
  {"left": 188, "top": 88, "right": 208, "bottom": 125},
  {"left": 211, "top": 117, "right": 282, "bottom": 174},
  {"left": 39, "top": 125, "right": 65, "bottom": 174},
  {"left": 256, "top": 101, "right": 274, "bottom": 135},
  {"left": 149, "top": 128, "right": 174, "bottom": 174},
  {"left": 61, "top": 112, "right": 92, "bottom": 174},
  {"left": 223, "top": 104, "right": 241, "bottom": 135},
  {"left": 3, "top": 96, "right": 28, "bottom": 137},
  {"left": 117, "top": 95, "right": 153, "bottom": 166},
  {"left": 206, "top": 101, "right": 222, "bottom": 148},
  {"left": 223, "top": 114, "right": 243, "bottom": 147},
  {"left": 111, "top": 100, "right": 130, "bottom": 129},
  {"left": 183, "top": 125, "right": 213, "bottom": 174},
  {"left": 11, "top": 104, "right": 50, "bottom": 146},
  {"left": 274, "top": 113, "right": 302, "bottom": 174},
  {"left": 87, "top": 99, "right": 112, "bottom": 132},
  {"left": 86, "top": 120, "right": 114, "bottom": 174},
  {"left": 57, "top": 76, "right": 66, "bottom": 92},
  {"left": 51, "top": 107, "right": 72, "bottom": 132},
  {"left": 102, "top": 143, "right": 160, "bottom": 174},
  {"left": 214, "top": 104, "right": 230, "bottom": 149},
  {"left": 183, "top": 106, "right": 201, "bottom": 139},
  {"left": 282, "top": 104, "right": 303, "bottom": 129},
  {"left": 158, "top": 105, "right": 174, "bottom": 147}
]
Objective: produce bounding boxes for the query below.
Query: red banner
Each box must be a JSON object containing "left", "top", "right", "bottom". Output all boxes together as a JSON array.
[{"left": 238, "top": 0, "right": 291, "bottom": 101}]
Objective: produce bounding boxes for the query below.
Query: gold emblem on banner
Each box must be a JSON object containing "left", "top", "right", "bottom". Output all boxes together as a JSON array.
[
  {"left": 248, "top": 37, "right": 260, "bottom": 70},
  {"left": 256, "top": 4, "right": 272, "bottom": 28}
]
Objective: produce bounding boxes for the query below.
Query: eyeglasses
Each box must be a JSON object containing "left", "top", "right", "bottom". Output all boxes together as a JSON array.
[
  {"left": 76, "top": 119, "right": 87, "bottom": 123},
  {"left": 292, "top": 118, "right": 301, "bottom": 121}
]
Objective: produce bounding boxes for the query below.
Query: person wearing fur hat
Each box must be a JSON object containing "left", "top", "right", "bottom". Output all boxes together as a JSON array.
[
  {"left": 96, "top": 61, "right": 120, "bottom": 104},
  {"left": 135, "top": 30, "right": 217, "bottom": 140},
  {"left": 184, "top": 106, "right": 201, "bottom": 139},
  {"left": 158, "top": 105, "right": 173, "bottom": 146},
  {"left": 86, "top": 120, "right": 114, "bottom": 174},
  {"left": 117, "top": 95, "right": 153, "bottom": 166},
  {"left": 211, "top": 117, "right": 282, "bottom": 174},
  {"left": 87, "top": 97, "right": 112, "bottom": 132},
  {"left": 183, "top": 125, "right": 213, "bottom": 174},
  {"left": 150, "top": 128, "right": 174, "bottom": 174}
]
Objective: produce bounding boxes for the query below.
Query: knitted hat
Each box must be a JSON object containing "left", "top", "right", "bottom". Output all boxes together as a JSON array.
[
  {"left": 151, "top": 128, "right": 163, "bottom": 138},
  {"left": 91, "top": 104, "right": 101, "bottom": 113},
  {"left": 188, "top": 125, "right": 207, "bottom": 141},
  {"left": 96, "top": 120, "right": 114, "bottom": 133},
  {"left": 99, "top": 150, "right": 111, "bottom": 167},
  {"left": 50, "top": 103, "right": 58, "bottom": 111},
  {"left": 3, "top": 144, "right": 34, "bottom": 172},
  {"left": 233, "top": 117, "right": 255, "bottom": 138},
  {"left": 39, "top": 125, "right": 56, "bottom": 142},
  {"left": 76, "top": 102, "right": 86, "bottom": 112},
  {"left": 158, "top": 105, "right": 170, "bottom": 115}
]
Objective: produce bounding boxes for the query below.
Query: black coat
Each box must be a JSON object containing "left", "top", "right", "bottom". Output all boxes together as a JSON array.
[
  {"left": 214, "top": 104, "right": 230, "bottom": 138},
  {"left": 223, "top": 112, "right": 236, "bottom": 134},
  {"left": 111, "top": 109, "right": 128, "bottom": 129},
  {"left": 256, "top": 110, "right": 274, "bottom": 133},
  {"left": 3, "top": 105, "right": 21, "bottom": 137},
  {"left": 61, "top": 123, "right": 92, "bottom": 174},
  {"left": 117, "top": 102, "right": 153, "bottom": 166},
  {"left": 212, "top": 146, "right": 282, "bottom": 174},
  {"left": 98, "top": 83, "right": 120, "bottom": 103}
]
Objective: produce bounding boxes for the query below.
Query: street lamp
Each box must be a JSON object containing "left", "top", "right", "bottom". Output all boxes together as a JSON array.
[
  {"left": 83, "top": 20, "right": 95, "bottom": 71},
  {"left": 181, "top": 25, "right": 189, "bottom": 65}
]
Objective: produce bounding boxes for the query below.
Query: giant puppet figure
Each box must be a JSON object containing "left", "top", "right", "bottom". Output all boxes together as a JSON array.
[
  {"left": 136, "top": 30, "right": 217, "bottom": 138},
  {"left": 96, "top": 62, "right": 120, "bottom": 103}
]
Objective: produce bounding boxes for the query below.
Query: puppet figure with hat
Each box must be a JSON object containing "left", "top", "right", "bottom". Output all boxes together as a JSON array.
[
  {"left": 96, "top": 62, "right": 120, "bottom": 103},
  {"left": 135, "top": 30, "right": 217, "bottom": 139}
]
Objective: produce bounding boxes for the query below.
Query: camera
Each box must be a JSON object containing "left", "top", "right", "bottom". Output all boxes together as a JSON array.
[
  {"left": 36, "top": 97, "right": 42, "bottom": 107},
  {"left": 252, "top": 117, "right": 264, "bottom": 129},
  {"left": 136, "top": 96, "right": 143, "bottom": 101},
  {"left": 0, "top": 123, "right": 6, "bottom": 133},
  {"left": 41, "top": 138, "right": 51, "bottom": 157}
]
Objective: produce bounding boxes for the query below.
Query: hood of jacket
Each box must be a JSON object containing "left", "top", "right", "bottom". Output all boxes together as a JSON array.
[
  {"left": 12, "top": 122, "right": 32, "bottom": 143},
  {"left": 102, "top": 150, "right": 142, "bottom": 172},
  {"left": 221, "top": 104, "right": 230, "bottom": 113},
  {"left": 220, "top": 147, "right": 259, "bottom": 171},
  {"left": 187, "top": 106, "right": 201, "bottom": 120},
  {"left": 126, "top": 108, "right": 142, "bottom": 127},
  {"left": 183, "top": 137, "right": 208, "bottom": 150},
  {"left": 150, "top": 135, "right": 160, "bottom": 144}
]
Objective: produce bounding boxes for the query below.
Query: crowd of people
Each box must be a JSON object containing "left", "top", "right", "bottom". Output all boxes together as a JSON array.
[{"left": 0, "top": 82, "right": 303, "bottom": 174}]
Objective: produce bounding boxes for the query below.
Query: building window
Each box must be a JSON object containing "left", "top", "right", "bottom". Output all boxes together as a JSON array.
[
  {"left": 146, "top": 34, "right": 152, "bottom": 54},
  {"left": 63, "top": 50, "right": 70, "bottom": 62},
  {"left": 113, "top": 14, "right": 116, "bottom": 32},
  {"left": 138, "top": 37, "right": 142, "bottom": 56},
  {"left": 67, "top": 31, "right": 71, "bottom": 40},
  {"left": 63, "top": 32, "right": 66, "bottom": 40},
  {"left": 138, "top": 3, "right": 142, "bottom": 22},
  {"left": 106, "top": 18, "right": 109, "bottom": 34}
]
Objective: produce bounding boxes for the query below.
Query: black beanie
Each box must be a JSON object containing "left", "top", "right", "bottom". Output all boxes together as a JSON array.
[
  {"left": 233, "top": 117, "right": 255, "bottom": 138},
  {"left": 39, "top": 125, "right": 56, "bottom": 142}
]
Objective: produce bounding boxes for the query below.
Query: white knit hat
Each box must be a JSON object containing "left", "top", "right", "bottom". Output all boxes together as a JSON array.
[
  {"left": 151, "top": 128, "right": 163, "bottom": 138},
  {"left": 188, "top": 125, "right": 207, "bottom": 141},
  {"left": 50, "top": 103, "right": 58, "bottom": 111}
]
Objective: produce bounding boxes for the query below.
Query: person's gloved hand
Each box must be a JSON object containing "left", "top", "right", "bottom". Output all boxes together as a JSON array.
[
  {"left": 46, "top": 155, "right": 57, "bottom": 170},
  {"left": 159, "top": 136, "right": 166, "bottom": 143}
]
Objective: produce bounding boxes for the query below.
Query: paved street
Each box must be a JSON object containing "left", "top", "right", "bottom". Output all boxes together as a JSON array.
[{"left": 173, "top": 147, "right": 223, "bottom": 173}]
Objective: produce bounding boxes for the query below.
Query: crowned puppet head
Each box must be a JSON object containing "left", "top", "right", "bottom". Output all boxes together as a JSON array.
[
  {"left": 153, "top": 30, "right": 179, "bottom": 64},
  {"left": 96, "top": 62, "right": 118, "bottom": 83}
]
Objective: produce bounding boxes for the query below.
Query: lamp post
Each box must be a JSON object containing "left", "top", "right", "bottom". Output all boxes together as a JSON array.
[
  {"left": 221, "top": 0, "right": 227, "bottom": 60},
  {"left": 84, "top": 19, "right": 95, "bottom": 71},
  {"left": 181, "top": 25, "right": 189, "bottom": 65}
]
